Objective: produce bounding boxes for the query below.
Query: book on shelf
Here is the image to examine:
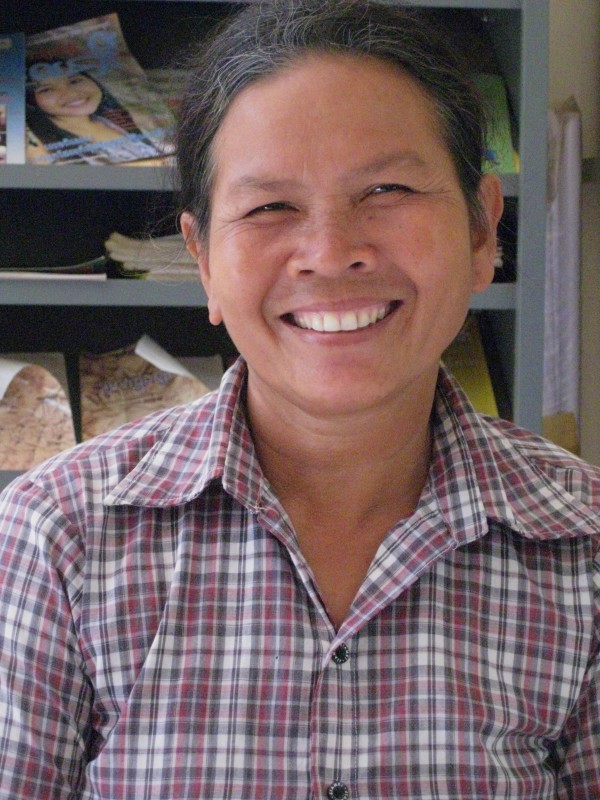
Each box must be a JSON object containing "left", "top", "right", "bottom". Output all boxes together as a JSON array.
[
  {"left": 79, "top": 335, "right": 220, "bottom": 440},
  {"left": 442, "top": 314, "right": 499, "bottom": 418},
  {"left": 105, "top": 231, "right": 198, "bottom": 281},
  {"left": 474, "top": 73, "right": 519, "bottom": 176},
  {"left": 25, "top": 13, "right": 175, "bottom": 166},
  {"left": 0, "top": 32, "right": 25, "bottom": 164},
  {"left": 0, "top": 352, "right": 76, "bottom": 470}
]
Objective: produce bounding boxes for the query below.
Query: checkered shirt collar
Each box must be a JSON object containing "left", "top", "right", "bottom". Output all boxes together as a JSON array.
[{"left": 105, "top": 359, "right": 600, "bottom": 544}]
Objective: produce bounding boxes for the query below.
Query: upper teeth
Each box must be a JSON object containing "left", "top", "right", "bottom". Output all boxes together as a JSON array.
[{"left": 292, "top": 304, "right": 390, "bottom": 332}]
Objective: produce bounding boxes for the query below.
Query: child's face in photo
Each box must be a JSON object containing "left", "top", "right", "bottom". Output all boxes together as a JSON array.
[{"left": 32, "top": 73, "right": 102, "bottom": 118}]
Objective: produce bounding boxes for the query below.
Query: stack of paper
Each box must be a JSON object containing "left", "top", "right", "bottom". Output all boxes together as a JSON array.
[{"left": 105, "top": 232, "right": 198, "bottom": 280}]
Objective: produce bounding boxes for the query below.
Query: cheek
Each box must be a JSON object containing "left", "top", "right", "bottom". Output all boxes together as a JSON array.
[
  {"left": 403, "top": 213, "right": 474, "bottom": 289},
  {"left": 35, "top": 94, "right": 54, "bottom": 112},
  {"left": 207, "top": 257, "right": 269, "bottom": 332},
  {"left": 211, "top": 232, "right": 288, "bottom": 303}
]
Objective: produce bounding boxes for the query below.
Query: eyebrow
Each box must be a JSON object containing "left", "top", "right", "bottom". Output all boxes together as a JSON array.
[
  {"left": 350, "top": 151, "right": 429, "bottom": 178},
  {"left": 226, "top": 151, "right": 429, "bottom": 195}
]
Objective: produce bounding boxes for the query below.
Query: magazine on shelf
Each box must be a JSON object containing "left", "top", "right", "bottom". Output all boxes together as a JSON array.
[
  {"left": 475, "top": 73, "right": 519, "bottom": 175},
  {"left": 25, "top": 14, "right": 175, "bottom": 166},
  {"left": 0, "top": 352, "right": 76, "bottom": 470},
  {"left": 0, "top": 33, "right": 26, "bottom": 164},
  {"left": 145, "top": 67, "right": 189, "bottom": 115}
]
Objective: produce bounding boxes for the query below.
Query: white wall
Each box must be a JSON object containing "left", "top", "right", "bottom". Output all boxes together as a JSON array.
[{"left": 549, "top": 0, "right": 600, "bottom": 464}]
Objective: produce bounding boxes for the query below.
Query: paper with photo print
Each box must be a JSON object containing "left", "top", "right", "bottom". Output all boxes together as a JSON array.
[
  {"left": 0, "top": 353, "right": 76, "bottom": 469},
  {"left": 80, "top": 335, "right": 212, "bottom": 439},
  {"left": 26, "top": 14, "right": 175, "bottom": 165}
]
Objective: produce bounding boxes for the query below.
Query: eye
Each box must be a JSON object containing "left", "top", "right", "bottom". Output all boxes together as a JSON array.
[
  {"left": 246, "top": 201, "right": 294, "bottom": 216},
  {"left": 369, "top": 183, "right": 414, "bottom": 196}
]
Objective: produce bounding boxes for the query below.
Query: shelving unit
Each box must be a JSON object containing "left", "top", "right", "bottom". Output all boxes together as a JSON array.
[{"left": 0, "top": 0, "right": 549, "bottom": 490}]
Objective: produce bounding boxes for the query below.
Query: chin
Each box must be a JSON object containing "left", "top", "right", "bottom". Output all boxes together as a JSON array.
[{"left": 288, "top": 374, "right": 399, "bottom": 417}]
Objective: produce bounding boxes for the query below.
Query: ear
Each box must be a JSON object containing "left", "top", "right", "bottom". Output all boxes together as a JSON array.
[
  {"left": 179, "top": 212, "right": 224, "bottom": 326},
  {"left": 470, "top": 173, "right": 504, "bottom": 294}
]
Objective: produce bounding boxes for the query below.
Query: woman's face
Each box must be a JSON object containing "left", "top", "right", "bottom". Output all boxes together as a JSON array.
[
  {"left": 184, "top": 53, "right": 502, "bottom": 421},
  {"left": 32, "top": 73, "right": 103, "bottom": 118}
]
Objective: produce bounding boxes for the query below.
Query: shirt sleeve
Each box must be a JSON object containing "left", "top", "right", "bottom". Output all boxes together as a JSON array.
[
  {"left": 554, "top": 544, "right": 600, "bottom": 798},
  {"left": 0, "top": 477, "right": 97, "bottom": 799}
]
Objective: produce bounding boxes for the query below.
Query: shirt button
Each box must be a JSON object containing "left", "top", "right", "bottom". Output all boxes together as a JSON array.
[
  {"left": 332, "top": 643, "right": 349, "bottom": 664},
  {"left": 327, "top": 781, "right": 350, "bottom": 799}
]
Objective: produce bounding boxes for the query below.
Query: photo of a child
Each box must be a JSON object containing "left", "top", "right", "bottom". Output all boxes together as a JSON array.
[
  {"left": 25, "top": 14, "right": 175, "bottom": 166},
  {"left": 26, "top": 63, "right": 165, "bottom": 164}
]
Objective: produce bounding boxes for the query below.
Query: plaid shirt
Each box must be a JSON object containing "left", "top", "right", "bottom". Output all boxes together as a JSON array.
[{"left": 1, "top": 358, "right": 600, "bottom": 800}]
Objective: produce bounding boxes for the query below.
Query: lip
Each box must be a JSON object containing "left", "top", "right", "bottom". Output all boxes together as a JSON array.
[{"left": 281, "top": 300, "right": 401, "bottom": 334}]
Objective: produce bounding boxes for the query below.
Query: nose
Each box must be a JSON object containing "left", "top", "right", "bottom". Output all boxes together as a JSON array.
[
  {"left": 286, "top": 212, "right": 376, "bottom": 279},
  {"left": 56, "top": 85, "right": 74, "bottom": 103}
]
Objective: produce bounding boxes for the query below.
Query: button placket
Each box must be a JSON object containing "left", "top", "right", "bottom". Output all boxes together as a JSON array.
[{"left": 311, "top": 638, "right": 357, "bottom": 800}]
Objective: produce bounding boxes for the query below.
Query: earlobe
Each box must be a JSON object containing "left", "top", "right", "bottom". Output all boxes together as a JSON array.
[
  {"left": 179, "top": 212, "right": 224, "bottom": 326},
  {"left": 471, "top": 173, "right": 504, "bottom": 293}
]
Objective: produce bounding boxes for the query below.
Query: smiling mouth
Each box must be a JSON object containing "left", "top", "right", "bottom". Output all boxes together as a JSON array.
[{"left": 283, "top": 301, "right": 400, "bottom": 333}]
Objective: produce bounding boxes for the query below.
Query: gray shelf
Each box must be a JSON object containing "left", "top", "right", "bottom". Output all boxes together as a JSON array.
[
  {"left": 0, "top": 164, "right": 176, "bottom": 192},
  {"left": 1, "top": 278, "right": 208, "bottom": 307},
  {"left": 1, "top": 278, "right": 512, "bottom": 309}
]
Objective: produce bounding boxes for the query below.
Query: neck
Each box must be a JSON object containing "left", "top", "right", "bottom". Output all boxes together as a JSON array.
[
  {"left": 247, "top": 372, "right": 436, "bottom": 524},
  {"left": 53, "top": 115, "right": 110, "bottom": 139}
]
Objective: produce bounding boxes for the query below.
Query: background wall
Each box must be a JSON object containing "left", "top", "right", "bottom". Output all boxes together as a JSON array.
[{"left": 548, "top": 0, "right": 600, "bottom": 465}]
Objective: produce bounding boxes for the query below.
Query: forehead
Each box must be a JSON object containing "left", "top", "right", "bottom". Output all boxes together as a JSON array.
[
  {"left": 33, "top": 72, "right": 92, "bottom": 88},
  {"left": 210, "top": 52, "right": 447, "bottom": 183}
]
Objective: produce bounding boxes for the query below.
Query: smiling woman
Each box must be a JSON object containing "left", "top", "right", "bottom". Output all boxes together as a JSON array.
[
  {"left": 180, "top": 52, "right": 501, "bottom": 429},
  {"left": 2, "top": 2, "right": 600, "bottom": 798}
]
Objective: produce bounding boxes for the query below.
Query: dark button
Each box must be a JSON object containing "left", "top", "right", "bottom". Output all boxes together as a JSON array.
[
  {"left": 332, "top": 643, "right": 349, "bottom": 664},
  {"left": 327, "top": 781, "right": 350, "bottom": 800}
]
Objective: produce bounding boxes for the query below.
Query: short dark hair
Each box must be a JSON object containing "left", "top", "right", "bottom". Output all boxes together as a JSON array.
[{"left": 175, "top": 0, "right": 489, "bottom": 240}]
